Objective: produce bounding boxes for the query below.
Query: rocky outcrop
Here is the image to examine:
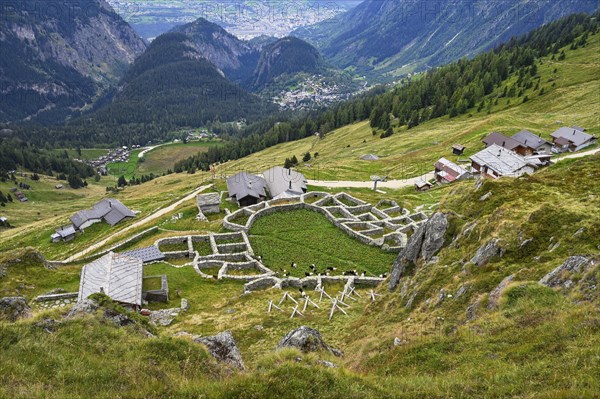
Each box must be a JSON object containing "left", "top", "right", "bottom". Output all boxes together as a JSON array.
[
  {"left": 539, "top": 256, "right": 595, "bottom": 289},
  {"left": 470, "top": 239, "right": 503, "bottom": 266},
  {"left": 389, "top": 213, "right": 449, "bottom": 290},
  {"left": 488, "top": 275, "right": 515, "bottom": 310},
  {"left": 67, "top": 299, "right": 99, "bottom": 317},
  {"left": 194, "top": 331, "right": 245, "bottom": 370},
  {"left": 103, "top": 308, "right": 136, "bottom": 328},
  {"left": 0, "top": 297, "right": 32, "bottom": 322},
  {"left": 277, "top": 326, "right": 343, "bottom": 357}
]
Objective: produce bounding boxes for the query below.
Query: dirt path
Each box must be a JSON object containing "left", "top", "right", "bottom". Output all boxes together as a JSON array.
[
  {"left": 307, "top": 171, "right": 435, "bottom": 189},
  {"left": 554, "top": 147, "right": 600, "bottom": 162},
  {"left": 138, "top": 143, "right": 168, "bottom": 159},
  {"left": 60, "top": 184, "right": 212, "bottom": 263},
  {"left": 308, "top": 147, "right": 599, "bottom": 189}
]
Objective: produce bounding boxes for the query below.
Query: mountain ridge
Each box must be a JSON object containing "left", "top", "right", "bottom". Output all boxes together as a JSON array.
[
  {"left": 0, "top": 0, "right": 146, "bottom": 124},
  {"left": 294, "top": 0, "right": 600, "bottom": 80}
]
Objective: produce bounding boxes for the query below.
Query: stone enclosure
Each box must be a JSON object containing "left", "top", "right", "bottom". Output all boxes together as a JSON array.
[
  {"left": 224, "top": 192, "right": 428, "bottom": 252},
  {"left": 151, "top": 192, "right": 430, "bottom": 292}
]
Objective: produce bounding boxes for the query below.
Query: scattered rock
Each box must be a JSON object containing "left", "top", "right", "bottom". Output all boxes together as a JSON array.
[
  {"left": 149, "top": 308, "right": 181, "bottom": 326},
  {"left": 470, "top": 238, "right": 503, "bottom": 266},
  {"left": 548, "top": 242, "right": 560, "bottom": 252},
  {"left": 573, "top": 228, "right": 585, "bottom": 237},
  {"left": 180, "top": 298, "right": 190, "bottom": 311},
  {"left": 466, "top": 296, "right": 482, "bottom": 320},
  {"left": 0, "top": 297, "right": 32, "bottom": 322},
  {"left": 519, "top": 238, "right": 533, "bottom": 248},
  {"left": 539, "top": 256, "right": 595, "bottom": 289},
  {"left": 474, "top": 177, "right": 485, "bottom": 191},
  {"left": 393, "top": 337, "right": 407, "bottom": 346},
  {"left": 254, "top": 324, "right": 264, "bottom": 331},
  {"left": 488, "top": 275, "right": 515, "bottom": 310},
  {"left": 103, "top": 308, "right": 135, "bottom": 327},
  {"left": 195, "top": 331, "right": 245, "bottom": 370},
  {"left": 225, "top": 308, "right": 236, "bottom": 314},
  {"left": 277, "top": 326, "right": 343, "bottom": 357},
  {"left": 390, "top": 213, "right": 449, "bottom": 290},
  {"left": 67, "top": 299, "right": 99, "bottom": 317},
  {"left": 479, "top": 191, "right": 492, "bottom": 201},
  {"left": 319, "top": 360, "right": 337, "bottom": 368},
  {"left": 405, "top": 291, "right": 418, "bottom": 309},
  {"left": 34, "top": 318, "right": 59, "bottom": 334},
  {"left": 435, "top": 289, "right": 446, "bottom": 306},
  {"left": 455, "top": 284, "right": 469, "bottom": 299}
]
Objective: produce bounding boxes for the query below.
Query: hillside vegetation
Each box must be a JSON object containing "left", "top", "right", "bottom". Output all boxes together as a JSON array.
[
  {"left": 174, "top": 13, "right": 599, "bottom": 175},
  {"left": 294, "top": 0, "right": 599, "bottom": 79},
  {"left": 0, "top": 153, "right": 598, "bottom": 398}
]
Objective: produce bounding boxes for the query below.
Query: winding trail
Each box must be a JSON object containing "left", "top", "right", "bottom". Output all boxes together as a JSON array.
[
  {"left": 308, "top": 171, "right": 435, "bottom": 189},
  {"left": 59, "top": 184, "right": 212, "bottom": 263}
]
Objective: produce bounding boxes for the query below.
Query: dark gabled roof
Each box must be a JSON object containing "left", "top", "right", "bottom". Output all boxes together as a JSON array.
[
  {"left": 227, "top": 172, "right": 267, "bottom": 201},
  {"left": 550, "top": 127, "right": 595, "bottom": 147},
  {"left": 121, "top": 246, "right": 165, "bottom": 263},
  {"left": 512, "top": 130, "right": 551, "bottom": 149},
  {"left": 56, "top": 225, "right": 76, "bottom": 238},
  {"left": 262, "top": 166, "right": 307, "bottom": 199},
  {"left": 71, "top": 199, "right": 135, "bottom": 228},
  {"left": 483, "top": 132, "right": 524, "bottom": 151}
]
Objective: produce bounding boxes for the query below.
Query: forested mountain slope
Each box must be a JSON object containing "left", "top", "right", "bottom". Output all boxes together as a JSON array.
[
  {"left": 294, "top": 0, "right": 599, "bottom": 80},
  {"left": 0, "top": 0, "right": 146, "bottom": 124}
]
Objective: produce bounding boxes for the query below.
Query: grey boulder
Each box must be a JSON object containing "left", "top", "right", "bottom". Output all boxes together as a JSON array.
[
  {"left": 539, "top": 256, "right": 595, "bottom": 289},
  {"left": 0, "top": 296, "right": 32, "bottom": 322},
  {"left": 277, "top": 326, "right": 343, "bottom": 357},
  {"left": 390, "top": 213, "right": 448, "bottom": 290},
  {"left": 195, "top": 331, "right": 245, "bottom": 370},
  {"left": 470, "top": 238, "right": 503, "bottom": 266}
]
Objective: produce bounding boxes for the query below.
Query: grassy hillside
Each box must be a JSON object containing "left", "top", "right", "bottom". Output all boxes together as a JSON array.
[
  {"left": 1, "top": 153, "right": 598, "bottom": 398},
  {"left": 249, "top": 209, "right": 397, "bottom": 277},
  {"left": 210, "top": 30, "right": 599, "bottom": 181}
]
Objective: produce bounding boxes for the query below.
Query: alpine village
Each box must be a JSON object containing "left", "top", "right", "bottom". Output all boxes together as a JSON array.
[{"left": 0, "top": 1, "right": 599, "bottom": 398}]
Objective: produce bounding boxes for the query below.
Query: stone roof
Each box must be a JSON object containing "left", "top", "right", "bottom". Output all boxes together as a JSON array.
[
  {"left": 121, "top": 246, "right": 165, "bottom": 263},
  {"left": 550, "top": 127, "right": 595, "bottom": 147},
  {"left": 512, "top": 130, "right": 551, "bottom": 150},
  {"left": 226, "top": 172, "right": 267, "bottom": 201},
  {"left": 78, "top": 252, "right": 143, "bottom": 306},
  {"left": 71, "top": 199, "right": 135, "bottom": 228},
  {"left": 470, "top": 145, "right": 533, "bottom": 176},
  {"left": 435, "top": 157, "right": 469, "bottom": 181},
  {"left": 483, "top": 132, "right": 524, "bottom": 151},
  {"left": 196, "top": 192, "right": 221, "bottom": 207},
  {"left": 55, "top": 225, "right": 76, "bottom": 238},
  {"left": 262, "top": 167, "right": 307, "bottom": 199}
]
